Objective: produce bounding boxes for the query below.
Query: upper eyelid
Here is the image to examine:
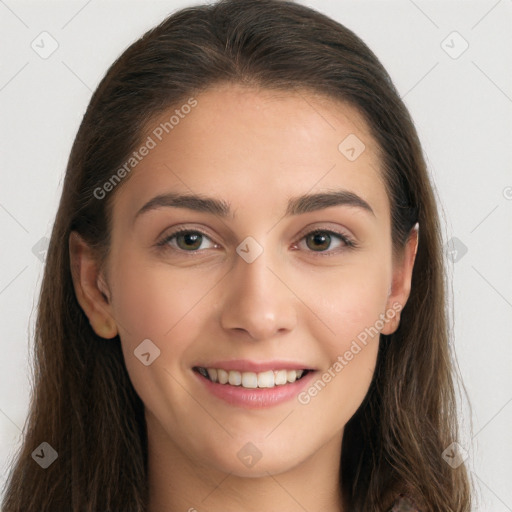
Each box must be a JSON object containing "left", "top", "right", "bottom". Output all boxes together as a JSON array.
[
  {"left": 158, "top": 227, "right": 217, "bottom": 247},
  {"left": 157, "top": 223, "right": 216, "bottom": 240},
  {"left": 294, "top": 225, "right": 353, "bottom": 241}
]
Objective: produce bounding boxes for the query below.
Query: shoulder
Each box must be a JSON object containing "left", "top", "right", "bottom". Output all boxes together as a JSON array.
[{"left": 388, "top": 494, "right": 422, "bottom": 511}]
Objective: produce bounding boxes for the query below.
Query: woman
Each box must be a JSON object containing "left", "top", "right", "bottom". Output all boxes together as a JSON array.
[{"left": 1, "top": 0, "right": 471, "bottom": 510}]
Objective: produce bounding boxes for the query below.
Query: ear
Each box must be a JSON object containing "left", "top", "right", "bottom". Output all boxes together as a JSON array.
[
  {"left": 381, "top": 223, "right": 419, "bottom": 335},
  {"left": 68, "top": 231, "right": 118, "bottom": 339}
]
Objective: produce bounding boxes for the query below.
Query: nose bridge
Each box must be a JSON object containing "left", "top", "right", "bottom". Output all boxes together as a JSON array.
[
  {"left": 220, "top": 243, "right": 296, "bottom": 340},
  {"left": 235, "top": 250, "right": 275, "bottom": 305}
]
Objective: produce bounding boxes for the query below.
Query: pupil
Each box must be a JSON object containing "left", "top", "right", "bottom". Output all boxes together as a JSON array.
[
  {"left": 178, "top": 232, "right": 202, "bottom": 250},
  {"left": 307, "top": 232, "right": 330, "bottom": 251}
]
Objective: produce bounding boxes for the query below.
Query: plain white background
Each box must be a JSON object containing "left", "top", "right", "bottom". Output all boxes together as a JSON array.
[{"left": 0, "top": 1, "right": 511, "bottom": 510}]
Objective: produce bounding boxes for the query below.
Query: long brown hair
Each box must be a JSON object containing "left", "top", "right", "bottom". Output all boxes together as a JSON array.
[{"left": 2, "top": 0, "right": 471, "bottom": 510}]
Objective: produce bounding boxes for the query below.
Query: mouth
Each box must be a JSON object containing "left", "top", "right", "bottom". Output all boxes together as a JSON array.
[{"left": 193, "top": 366, "right": 312, "bottom": 389}]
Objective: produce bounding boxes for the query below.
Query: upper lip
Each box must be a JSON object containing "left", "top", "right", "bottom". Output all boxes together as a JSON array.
[{"left": 193, "top": 359, "right": 314, "bottom": 372}]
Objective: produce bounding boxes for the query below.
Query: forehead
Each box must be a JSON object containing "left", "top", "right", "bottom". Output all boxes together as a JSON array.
[{"left": 112, "top": 84, "right": 388, "bottom": 221}]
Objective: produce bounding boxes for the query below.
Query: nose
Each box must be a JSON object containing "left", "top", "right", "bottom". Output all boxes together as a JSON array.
[{"left": 219, "top": 249, "right": 297, "bottom": 341}]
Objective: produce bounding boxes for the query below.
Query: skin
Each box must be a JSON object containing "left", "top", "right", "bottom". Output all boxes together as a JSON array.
[{"left": 69, "top": 84, "right": 417, "bottom": 512}]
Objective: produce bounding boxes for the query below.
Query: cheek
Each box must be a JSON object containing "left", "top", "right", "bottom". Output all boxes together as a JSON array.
[
  {"left": 107, "top": 249, "right": 217, "bottom": 395},
  {"left": 293, "top": 255, "right": 390, "bottom": 409},
  {"left": 109, "top": 249, "right": 212, "bottom": 340},
  {"left": 296, "top": 253, "right": 391, "bottom": 346},
  {"left": 108, "top": 251, "right": 216, "bottom": 422}
]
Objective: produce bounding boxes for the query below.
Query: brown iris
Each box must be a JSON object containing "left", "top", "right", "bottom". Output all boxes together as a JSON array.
[
  {"left": 305, "top": 231, "right": 332, "bottom": 252},
  {"left": 176, "top": 232, "right": 203, "bottom": 251}
]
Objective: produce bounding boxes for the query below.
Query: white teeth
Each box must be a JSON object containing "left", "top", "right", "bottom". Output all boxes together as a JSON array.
[
  {"left": 241, "top": 372, "right": 258, "bottom": 389},
  {"left": 228, "top": 371, "right": 242, "bottom": 386},
  {"left": 217, "top": 369, "right": 229, "bottom": 384},
  {"left": 201, "top": 367, "right": 308, "bottom": 388},
  {"left": 257, "top": 370, "right": 275, "bottom": 388},
  {"left": 274, "top": 369, "right": 287, "bottom": 385}
]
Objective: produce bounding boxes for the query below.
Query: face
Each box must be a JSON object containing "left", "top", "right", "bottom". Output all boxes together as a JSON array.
[{"left": 73, "top": 84, "right": 414, "bottom": 479}]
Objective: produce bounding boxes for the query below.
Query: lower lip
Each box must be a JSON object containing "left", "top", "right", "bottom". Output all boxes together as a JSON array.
[{"left": 194, "top": 370, "right": 316, "bottom": 409}]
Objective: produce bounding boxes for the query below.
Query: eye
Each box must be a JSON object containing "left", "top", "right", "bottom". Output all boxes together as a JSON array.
[
  {"left": 157, "top": 229, "right": 218, "bottom": 252},
  {"left": 156, "top": 227, "right": 355, "bottom": 255},
  {"left": 296, "top": 229, "right": 355, "bottom": 253}
]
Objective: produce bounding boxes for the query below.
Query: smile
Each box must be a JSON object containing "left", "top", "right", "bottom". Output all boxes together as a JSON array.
[{"left": 194, "top": 367, "right": 310, "bottom": 388}]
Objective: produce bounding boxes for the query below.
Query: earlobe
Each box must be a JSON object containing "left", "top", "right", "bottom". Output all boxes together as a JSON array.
[
  {"left": 69, "top": 231, "right": 118, "bottom": 339},
  {"left": 381, "top": 223, "right": 419, "bottom": 335},
  {"left": 95, "top": 317, "right": 118, "bottom": 339}
]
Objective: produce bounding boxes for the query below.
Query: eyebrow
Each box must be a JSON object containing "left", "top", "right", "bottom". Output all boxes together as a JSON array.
[{"left": 133, "top": 189, "right": 374, "bottom": 224}]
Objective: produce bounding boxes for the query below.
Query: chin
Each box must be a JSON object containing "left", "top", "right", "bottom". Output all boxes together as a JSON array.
[{"left": 199, "top": 438, "right": 305, "bottom": 478}]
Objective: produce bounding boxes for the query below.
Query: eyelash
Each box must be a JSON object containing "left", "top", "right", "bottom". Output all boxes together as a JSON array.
[
  {"left": 294, "top": 228, "right": 357, "bottom": 254},
  {"left": 156, "top": 227, "right": 357, "bottom": 256}
]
